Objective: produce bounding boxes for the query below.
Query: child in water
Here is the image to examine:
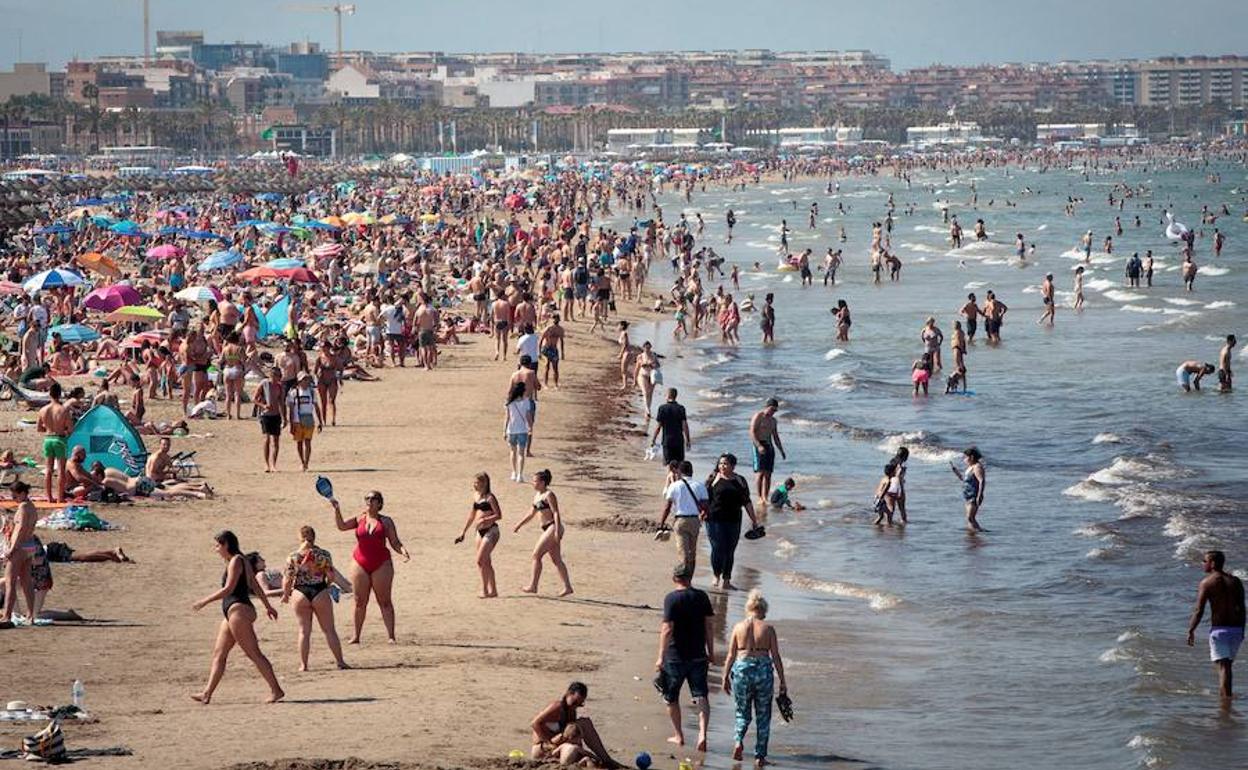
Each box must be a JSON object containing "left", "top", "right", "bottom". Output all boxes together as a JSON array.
[{"left": 912, "top": 353, "right": 933, "bottom": 396}]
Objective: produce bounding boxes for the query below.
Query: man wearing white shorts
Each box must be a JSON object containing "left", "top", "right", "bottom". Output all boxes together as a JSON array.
[{"left": 1187, "top": 550, "right": 1246, "bottom": 701}]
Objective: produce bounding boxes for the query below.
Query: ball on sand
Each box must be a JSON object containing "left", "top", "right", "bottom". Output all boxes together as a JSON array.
[
  {"left": 635, "top": 752, "right": 652, "bottom": 769},
  {"left": 508, "top": 749, "right": 526, "bottom": 761}
]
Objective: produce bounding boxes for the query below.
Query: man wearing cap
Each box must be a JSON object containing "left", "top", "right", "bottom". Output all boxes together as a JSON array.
[
  {"left": 749, "top": 398, "right": 787, "bottom": 507},
  {"left": 656, "top": 563, "right": 713, "bottom": 752},
  {"left": 286, "top": 371, "right": 322, "bottom": 472},
  {"left": 659, "top": 460, "right": 707, "bottom": 572}
]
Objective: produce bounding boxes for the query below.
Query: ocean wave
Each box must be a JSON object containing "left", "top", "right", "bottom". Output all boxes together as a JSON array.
[
  {"left": 876, "top": 431, "right": 961, "bottom": 463},
  {"left": 1084, "top": 278, "right": 1116, "bottom": 292},
  {"left": 1073, "top": 523, "right": 1114, "bottom": 538},
  {"left": 1104, "top": 289, "right": 1147, "bottom": 302},
  {"left": 773, "top": 539, "right": 798, "bottom": 559},
  {"left": 780, "top": 572, "right": 902, "bottom": 611},
  {"left": 823, "top": 348, "right": 848, "bottom": 361},
  {"left": 1089, "top": 456, "right": 1184, "bottom": 486},
  {"left": 1120, "top": 304, "right": 1164, "bottom": 314},
  {"left": 899, "top": 242, "right": 944, "bottom": 254},
  {"left": 1063, "top": 480, "right": 1119, "bottom": 503},
  {"left": 1092, "top": 433, "right": 1123, "bottom": 444},
  {"left": 1162, "top": 297, "right": 1202, "bottom": 306},
  {"left": 1199, "top": 265, "right": 1229, "bottom": 276},
  {"left": 1205, "top": 300, "right": 1235, "bottom": 309},
  {"left": 1086, "top": 547, "right": 1119, "bottom": 560},
  {"left": 913, "top": 224, "right": 946, "bottom": 234},
  {"left": 963, "top": 281, "right": 988, "bottom": 290},
  {"left": 827, "top": 372, "right": 856, "bottom": 392}
]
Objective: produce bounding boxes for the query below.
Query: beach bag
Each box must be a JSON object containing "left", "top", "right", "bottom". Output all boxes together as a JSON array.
[{"left": 23, "top": 719, "right": 66, "bottom": 762}]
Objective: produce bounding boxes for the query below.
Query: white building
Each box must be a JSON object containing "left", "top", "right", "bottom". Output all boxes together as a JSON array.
[
  {"left": 606, "top": 127, "right": 713, "bottom": 153},
  {"left": 1036, "top": 123, "right": 1141, "bottom": 143},
  {"left": 751, "top": 126, "right": 864, "bottom": 147},
  {"left": 907, "top": 122, "right": 998, "bottom": 148}
]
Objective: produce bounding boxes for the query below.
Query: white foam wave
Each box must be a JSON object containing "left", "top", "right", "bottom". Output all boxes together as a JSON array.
[
  {"left": 963, "top": 281, "right": 988, "bottom": 290},
  {"left": 1092, "top": 433, "right": 1123, "bottom": 444},
  {"left": 1162, "top": 297, "right": 1202, "bottom": 306},
  {"left": 1063, "top": 480, "right": 1119, "bottom": 503},
  {"left": 827, "top": 372, "right": 855, "bottom": 391},
  {"left": 1200, "top": 266, "right": 1229, "bottom": 276},
  {"left": 876, "top": 432, "right": 961, "bottom": 463},
  {"left": 1104, "top": 289, "right": 1147, "bottom": 302},
  {"left": 1205, "top": 300, "right": 1235, "bottom": 309},
  {"left": 780, "top": 573, "right": 902, "bottom": 611},
  {"left": 1120, "top": 304, "right": 1163, "bottom": 314},
  {"left": 824, "top": 349, "right": 848, "bottom": 360}
]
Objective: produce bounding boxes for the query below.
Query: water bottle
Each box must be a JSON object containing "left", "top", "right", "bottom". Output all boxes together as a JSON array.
[{"left": 71, "top": 680, "right": 84, "bottom": 709}]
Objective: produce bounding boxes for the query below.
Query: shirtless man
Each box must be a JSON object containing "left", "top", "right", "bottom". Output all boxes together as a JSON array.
[
  {"left": 539, "top": 316, "right": 566, "bottom": 389},
  {"left": 254, "top": 367, "right": 286, "bottom": 472},
  {"left": 510, "top": 357, "right": 542, "bottom": 457},
  {"left": 982, "top": 291, "right": 1008, "bottom": 343},
  {"left": 749, "top": 398, "right": 787, "bottom": 506},
  {"left": 468, "top": 272, "right": 488, "bottom": 323},
  {"left": 362, "top": 293, "right": 384, "bottom": 367},
  {"left": 1186, "top": 550, "right": 1246, "bottom": 701},
  {"left": 36, "top": 383, "right": 72, "bottom": 503},
  {"left": 1218, "top": 335, "right": 1236, "bottom": 393},
  {"left": 1073, "top": 266, "right": 1086, "bottom": 311},
  {"left": 1176, "top": 360, "right": 1216, "bottom": 392},
  {"left": 1, "top": 482, "right": 39, "bottom": 626},
  {"left": 960, "top": 293, "right": 981, "bottom": 341},
  {"left": 491, "top": 293, "right": 514, "bottom": 362},
  {"left": 1038, "top": 273, "right": 1056, "bottom": 326},
  {"left": 413, "top": 296, "right": 439, "bottom": 370}
]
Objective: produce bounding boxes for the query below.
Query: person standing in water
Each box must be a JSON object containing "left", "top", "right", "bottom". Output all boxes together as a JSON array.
[
  {"left": 760, "top": 294, "right": 776, "bottom": 345},
  {"left": 950, "top": 447, "right": 986, "bottom": 532},
  {"left": 749, "top": 398, "right": 787, "bottom": 507},
  {"left": 1186, "top": 550, "right": 1245, "bottom": 702},
  {"left": 960, "top": 293, "right": 981, "bottom": 341},
  {"left": 1073, "top": 267, "right": 1086, "bottom": 312},
  {"left": 1218, "top": 334, "right": 1236, "bottom": 393},
  {"left": 1038, "top": 273, "right": 1056, "bottom": 325}
]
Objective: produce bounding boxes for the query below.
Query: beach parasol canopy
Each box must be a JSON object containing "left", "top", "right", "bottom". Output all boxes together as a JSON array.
[
  {"left": 276, "top": 267, "right": 319, "bottom": 284},
  {"left": 311, "top": 243, "right": 343, "bottom": 260},
  {"left": 47, "top": 323, "right": 101, "bottom": 344},
  {"left": 341, "top": 212, "right": 375, "bottom": 226},
  {"left": 81, "top": 284, "right": 141, "bottom": 312},
  {"left": 106, "top": 305, "right": 164, "bottom": 323},
  {"left": 174, "top": 285, "right": 222, "bottom": 303},
  {"left": 265, "top": 258, "right": 305, "bottom": 269},
  {"left": 24, "top": 268, "right": 87, "bottom": 294},
  {"left": 109, "top": 220, "right": 144, "bottom": 235},
  {"left": 238, "top": 266, "right": 282, "bottom": 282},
  {"left": 198, "top": 249, "right": 243, "bottom": 272},
  {"left": 145, "top": 244, "right": 184, "bottom": 259},
  {"left": 34, "top": 223, "right": 74, "bottom": 235},
  {"left": 75, "top": 251, "right": 121, "bottom": 278},
  {"left": 318, "top": 216, "right": 345, "bottom": 228}
]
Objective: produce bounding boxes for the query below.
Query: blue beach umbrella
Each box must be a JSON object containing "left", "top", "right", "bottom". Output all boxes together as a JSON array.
[
  {"left": 198, "top": 249, "right": 243, "bottom": 272},
  {"left": 24, "top": 268, "right": 88, "bottom": 293},
  {"left": 48, "top": 323, "right": 101, "bottom": 344},
  {"left": 109, "top": 220, "right": 142, "bottom": 235},
  {"left": 34, "top": 223, "right": 74, "bottom": 235},
  {"left": 265, "top": 257, "right": 305, "bottom": 269},
  {"left": 255, "top": 192, "right": 284, "bottom": 202}
]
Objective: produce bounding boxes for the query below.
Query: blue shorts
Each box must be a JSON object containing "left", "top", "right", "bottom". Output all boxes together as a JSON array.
[
  {"left": 1210, "top": 626, "right": 1244, "bottom": 662},
  {"left": 661, "top": 657, "right": 709, "bottom": 703},
  {"left": 507, "top": 433, "right": 529, "bottom": 448},
  {"left": 1176, "top": 366, "right": 1191, "bottom": 389},
  {"left": 752, "top": 443, "right": 775, "bottom": 473}
]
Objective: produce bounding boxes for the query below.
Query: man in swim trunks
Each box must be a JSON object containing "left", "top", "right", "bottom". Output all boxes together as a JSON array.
[
  {"left": 491, "top": 292, "right": 514, "bottom": 362},
  {"left": 961, "top": 293, "right": 981, "bottom": 341},
  {"left": 413, "top": 295, "right": 439, "bottom": 370},
  {"left": 652, "top": 389, "right": 690, "bottom": 465},
  {"left": 1218, "top": 334, "right": 1236, "bottom": 393},
  {"left": 254, "top": 367, "right": 285, "bottom": 473},
  {"left": 749, "top": 398, "right": 787, "bottom": 507},
  {"left": 1187, "top": 550, "right": 1245, "bottom": 701},
  {"left": 36, "top": 383, "right": 72, "bottom": 503},
  {"left": 1176, "top": 360, "right": 1215, "bottom": 392},
  {"left": 286, "top": 372, "right": 322, "bottom": 471},
  {"left": 538, "top": 315, "right": 566, "bottom": 389}
]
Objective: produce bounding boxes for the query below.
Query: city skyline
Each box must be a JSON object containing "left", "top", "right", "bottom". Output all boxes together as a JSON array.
[{"left": 1, "top": 0, "right": 1243, "bottom": 72}]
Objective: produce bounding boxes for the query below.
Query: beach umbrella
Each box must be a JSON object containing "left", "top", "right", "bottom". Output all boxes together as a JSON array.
[
  {"left": 109, "top": 220, "right": 143, "bottom": 235},
  {"left": 319, "top": 215, "right": 345, "bottom": 228},
  {"left": 265, "top": 257, "right": 305, "bottom": 269},
  {"left": 341, "top": 212, "right": 375, "bottom": 226},
  {"left": 24, "top": 268, "right": 87, "bottom": 293},
  {"left": 259, "top": 224, "right": 294, "bottom": 235},
  {"left": 351, "top": 262, "right": 377, "bottom": 275},
  {"left": 67, "top": 207, "right": 99, "bottom": 220},
  {"left": 238, "top": 266, "right": 282, "bottom": 283},
  {"left": 47, "top": 323, "right": 101, "bottom": 344},
  {"left": 312, "top": 243, "right": 343, "bottom": 259},
  {"left": 198, "top": 249, "right": 243, "bottom": 272},
  {"left": 234, "top": 219, "right": 269, "bottom": 230},
  {"left": 82, "top": 284, "right": 142, "bottom": 312},
  {"left": 145, "top": 244, "right": 184, "bottom": 259},
  {"left": 106, "top": 305, "right": 164, "bottom": 323},
  {"left": 255, "top": 192, "right": 284, "bottom": 202},
  {"left": 75, "top": 251, "right": 121, "bottom": 278},
  {"left": 183, "top": 230, "right": 227, "bottom": 241},
  {"left": 90, "top": 215, "right": 115, "bottom": 227},
  {"left": 174, "top": 285, "right": 222, "bottom": 303},
  {"left": 301, "top": 221, "right": 339, "bottom": 231},
  {"left": 34, "top": 223, "right": 74, "bottom": 235},
  {"left": 119, "top": 330, "right": 165, "bottom": 349},
  {"left": 418, "top": 213, "right": 440, "bottom": 223},
  {"left": 276, "top": 267, "right": 319, "bottom": 284}
]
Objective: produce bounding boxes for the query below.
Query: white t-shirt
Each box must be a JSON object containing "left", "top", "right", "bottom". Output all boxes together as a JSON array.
[
  {"left": 516, "top": 333, "right": 539, "bottom": 362},
  {"left": 29, "top": 304, "right": 48, "bottom": 330},
  {"left": 505, "top": 398, "right": 531, "bottom": 434},
  {"left": 664, "top": 477, "right": 708, "bottom": 518},
  {"left": 286, "top": 386, "right": 317, "bottom": 422},
  {"left": 380, "top": 304, "right": 403, "bottom": 335}
]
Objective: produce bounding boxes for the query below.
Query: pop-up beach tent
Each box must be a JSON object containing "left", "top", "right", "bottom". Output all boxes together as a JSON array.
[{"left": 67, "top": 404, "right": 148, "bottom": 477}]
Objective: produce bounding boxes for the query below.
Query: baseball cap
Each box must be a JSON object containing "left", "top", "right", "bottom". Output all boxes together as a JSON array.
[{"left": 672, "top": 563, "right": 694, "bottom": 581}]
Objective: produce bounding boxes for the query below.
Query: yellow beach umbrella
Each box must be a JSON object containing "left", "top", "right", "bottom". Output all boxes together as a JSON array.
[{"left": 106, "top": 305, "right": 164, "bottom": 323}]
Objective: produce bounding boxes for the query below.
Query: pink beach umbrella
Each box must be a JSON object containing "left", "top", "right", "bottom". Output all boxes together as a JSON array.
[
  {"left": 146, "top": 244, "right": 185, "bottom": 259},
  {"left": 81, "top": 284, "right": 143, "bottom": 313}
]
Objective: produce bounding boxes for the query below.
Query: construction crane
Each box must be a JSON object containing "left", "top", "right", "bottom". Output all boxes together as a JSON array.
[{"left": 282, "top": 4, "right": 357, "bottom": 67}]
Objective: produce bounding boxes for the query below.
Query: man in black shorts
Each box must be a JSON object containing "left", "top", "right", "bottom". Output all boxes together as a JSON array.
[
  {"left": 253, "top": 367, "right": 285, "bottom": 473},
  {"left": 651, "top": 388, "right": 690, "bottom": 464},
  {"left": 656, "top": 563, "right": 713, "bottom": 751}
]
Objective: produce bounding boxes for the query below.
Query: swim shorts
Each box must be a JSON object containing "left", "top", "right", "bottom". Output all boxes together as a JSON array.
[
  {"left": 292, "top": 420, "right": 315, "bottom": 442},
  {"left": 42, "top": 435, "right": 68, "bottom": 460},
  {"left": 1176, "top": 366, "right": 1191, "bottom": 389},
  {"left": 660, "top": 656, "right": 709, "bottom": 703},
  {"left": 752, "top": 442, "right": 775, "bottom": 474},
  {"left": 1210, "top": 626, "right": 1244, "bottom": 662},
  {"left": 259, "top": 414, "right": 282, "bottom": 436},
  {"left": 419, "top": 330, "right": 435, "bottom": 347},
  {"left": 542, "top": 346, "right": 559, "bottom": 363},
  {"left": 507, "top": 432, "right": 530, "bottom": 448}
]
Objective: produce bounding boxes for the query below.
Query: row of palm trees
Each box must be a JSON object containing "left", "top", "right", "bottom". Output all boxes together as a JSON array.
[{"left": 2, "top": 93, "right": 1238, "bottom": 159}]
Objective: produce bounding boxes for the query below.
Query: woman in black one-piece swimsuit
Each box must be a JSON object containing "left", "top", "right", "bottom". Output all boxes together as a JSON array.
[{"left": 191, "top": 530, "right": 284, "bottom": 704}]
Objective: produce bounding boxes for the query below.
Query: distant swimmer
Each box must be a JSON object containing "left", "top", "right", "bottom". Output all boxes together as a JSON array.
[
  {"left": 1182, "top": 253, "right": 1198, "bottom": 292},
  {"left": 1082, "top": 230, "right": 1093, "bottom": 263},
  {"left": 822, "top": 248, "right": 842, "bottom": 286},
  {"left": 1186, "top": 550, "right": 1245, "bottom": 702},
  {"left": 949, "top": 447, "right": 986, "bottom": 533},
  {"left": 982, "top": 291, "right": 1008, "bottom": 344},
  {"left": 1176, "top": 360, "right": 1216, "bottom": 392},
  {"left": 725, "top": 209, "right": 736, "bottom": 243}
]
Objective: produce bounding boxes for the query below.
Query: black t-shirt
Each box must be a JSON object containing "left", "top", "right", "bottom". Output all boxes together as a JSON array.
[
  {"left": 663, "top": 587, "right": 713, "bottom": 661},
  {"left": 706, "top": 474, "right": 751, "bottom": 524},
  {"left": 655, "top": 402, "right": 686, "bottom": 448}
]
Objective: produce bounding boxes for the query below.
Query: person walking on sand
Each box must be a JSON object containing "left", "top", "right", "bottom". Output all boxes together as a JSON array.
[
  {"left": 286, "top": 372, "right": 322, "bottom": 472},
  {"left": 504, "top": 380, "right": 533, "bottom": 482},
  {"left": 191, "top": 530, "right": 284, "bottom": 704},
  {"left": 949, "top": 447, "right": 986, "bottom": 532},
  {"left": 651, "top": 388, "right": 690, "bottom": 465},
  {"left": 513, "top": 469, "right": 573, "bottom": 597},
  {"left": 455, "top": 472, "right": 501, "bottom": 598},
  {"left": 657, "top": 563, "right": 714, "bottom": 753},
  {"left": 749, "top": 398, "right": 787, "bottom": 506},
  {"left": 722, "top": 589, "right": 788, "bottom": 768},
  {"left": 659, "top": 460, "right": 708, "bottom": 573},
  {"left": 36, "top": 383, "right": 72, "bottom": 503},
  {"left": 254, "top": 367, "right": 285, "bottom": 473},
  {"left": 281, "top": 525, "right": 349, "bottom": 671},
  {"left": 705, "top": 454, "right": 760, "bottom": 590},
  {"left": 1186, "top": 550, "right": 1245, "bottom": 702},
  {"left": 1, "top": 482, "right": 38, "bottom": 627},
  {"left": 329, "top": 491, "right": 410, "bottom": 644}
]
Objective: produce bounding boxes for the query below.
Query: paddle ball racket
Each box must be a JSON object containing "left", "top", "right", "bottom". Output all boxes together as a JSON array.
[{"left": 315, "top": 476, "right": 335, "bottom": 501}]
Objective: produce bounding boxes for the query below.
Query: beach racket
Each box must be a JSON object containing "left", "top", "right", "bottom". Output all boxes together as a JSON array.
[{"left": 315, "top": 475, "right": 334, "bottom": 501}]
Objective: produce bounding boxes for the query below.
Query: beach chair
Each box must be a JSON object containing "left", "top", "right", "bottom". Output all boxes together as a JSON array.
[
  {"left": 171, "top": 451, "right": 200, "bottom": 478},
  {"left": 0, "top": 375, "right": 51, "bottom": 409}
]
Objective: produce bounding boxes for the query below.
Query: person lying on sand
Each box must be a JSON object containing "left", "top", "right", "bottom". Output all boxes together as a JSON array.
[{"left": 530, "top": 682, "right": 623, "bottom": 768}]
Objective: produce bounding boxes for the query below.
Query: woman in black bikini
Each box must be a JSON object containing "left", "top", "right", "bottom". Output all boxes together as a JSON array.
[
  {"left": 514, "top": 469, "right": 573, "bottom": 596},
  {"left": 456, "top": 472, "right": 501, "bottom": 598},
  {"left": 313, "top": 341, "right": 340, "bottom": 427},
  {"left": 281, "top": 525, "right": 348, "bottom": 671},
  {"left": 191, "top": 530, "right": 284, "bottom": 704}
]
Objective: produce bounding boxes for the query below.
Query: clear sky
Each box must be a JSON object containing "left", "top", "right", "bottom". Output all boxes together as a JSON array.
[{"left": 1, "top": 0, "right": 1242, "bottom": 71}]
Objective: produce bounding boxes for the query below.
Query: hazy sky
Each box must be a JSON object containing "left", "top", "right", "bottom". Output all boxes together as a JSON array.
[{"left": 1, "top": 0, "right": 1242, "bottom": 71}]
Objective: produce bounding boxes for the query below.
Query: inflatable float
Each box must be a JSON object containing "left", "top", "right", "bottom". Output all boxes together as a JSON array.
[{"left": 1164, "top": 212, "right": 1190, "bottom": 241}]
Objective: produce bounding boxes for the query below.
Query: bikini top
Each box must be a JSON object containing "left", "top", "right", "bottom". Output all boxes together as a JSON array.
[
  {"left": 742, "top": 619, "right": 771, "bottom": 654},
  {"left": 473, "top": 498, "right": 493, "bottom": 512}
]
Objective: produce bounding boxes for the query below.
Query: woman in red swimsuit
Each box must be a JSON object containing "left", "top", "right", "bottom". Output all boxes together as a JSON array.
[{"left": 330, "top": 491, "right": 409, "bottom": 644}]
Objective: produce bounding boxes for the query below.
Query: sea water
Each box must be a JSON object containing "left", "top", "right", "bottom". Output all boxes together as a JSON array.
[{"left": 612, "top": 160, "right": 1247, "bottom": 769}]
